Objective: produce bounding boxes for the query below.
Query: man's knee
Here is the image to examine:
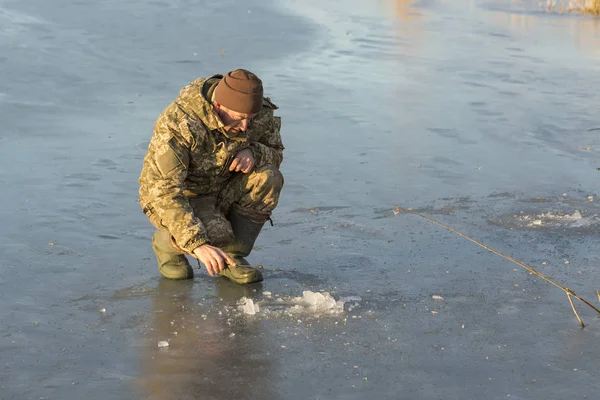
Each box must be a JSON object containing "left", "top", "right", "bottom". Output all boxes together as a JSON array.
[
  {"left": 219, "top": 165, "right": 284, "bottom": 215},
  {"left": 254, "top": 165, "right": 284, "bottom": 193}
]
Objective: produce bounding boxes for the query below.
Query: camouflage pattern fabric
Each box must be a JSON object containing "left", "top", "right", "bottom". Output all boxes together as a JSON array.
[{"left": 139, "top": 75, "right": 284, "bottom": 254}]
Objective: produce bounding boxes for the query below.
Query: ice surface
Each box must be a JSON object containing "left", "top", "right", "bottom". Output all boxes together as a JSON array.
[{"left": 3, "top": 0, "right": 600, "bottom": 398}]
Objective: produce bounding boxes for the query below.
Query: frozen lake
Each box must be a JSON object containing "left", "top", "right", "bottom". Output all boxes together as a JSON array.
[{"left": 1, "top": 0, "right": 600, "bottom": 399}]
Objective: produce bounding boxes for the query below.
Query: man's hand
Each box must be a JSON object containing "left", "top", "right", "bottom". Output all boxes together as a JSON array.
[
  {"left": 192, "top": 244, "right": 235, "bottom": 276},
  {"left": 229, "top": 148, "right": 255, "bottom": 174}
]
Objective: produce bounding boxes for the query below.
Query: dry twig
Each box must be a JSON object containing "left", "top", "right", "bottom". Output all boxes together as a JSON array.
[
  {"left": 567, "top": 293, "right": 584, "bottom": 327},
  {"left": 397, "top": 207, "right": 600, "bottom": 327}
]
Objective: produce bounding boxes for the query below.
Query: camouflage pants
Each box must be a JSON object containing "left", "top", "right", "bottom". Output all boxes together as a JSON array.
[{"left": 162, "top": 165, "right": 283, "bottom": 248}]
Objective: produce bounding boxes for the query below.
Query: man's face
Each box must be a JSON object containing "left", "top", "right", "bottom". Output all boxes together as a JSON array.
[{"left": 216, "top": 105, "right": 257, "bottom": 134}]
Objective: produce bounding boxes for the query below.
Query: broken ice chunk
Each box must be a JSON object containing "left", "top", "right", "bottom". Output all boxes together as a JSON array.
[
  {"left": 157, "top": 341, "right": 169, "bottom": 348},
  {"left": 238, "top": 297, "right": 260, "bottom": 315},
  {"left": 302, "top": 291, "right": 343, "bottom": 313}
]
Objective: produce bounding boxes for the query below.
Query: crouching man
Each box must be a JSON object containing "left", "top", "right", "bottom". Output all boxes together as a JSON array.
[{"left": 139, "top": 69, "right": 284, "bottom": 284}]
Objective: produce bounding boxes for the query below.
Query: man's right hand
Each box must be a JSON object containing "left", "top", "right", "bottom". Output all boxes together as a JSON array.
[{"left": 192, "top": 244, "right": 235, "bottom": 276}]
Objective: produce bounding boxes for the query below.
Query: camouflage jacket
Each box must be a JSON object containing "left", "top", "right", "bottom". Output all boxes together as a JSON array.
[{"left": 138, "top": 75, "right": 284, "bottom": 253}]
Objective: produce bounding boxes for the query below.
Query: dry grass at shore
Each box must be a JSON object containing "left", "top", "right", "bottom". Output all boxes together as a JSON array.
[
  {"left": 582, "top": 0, "right": 600, "bottom": 14},
  {"left": 542, "top": 0, "right": 600, "bottom": 15}
]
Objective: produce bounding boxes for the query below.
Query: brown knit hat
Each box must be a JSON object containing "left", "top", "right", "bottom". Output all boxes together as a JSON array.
[{"left": 213, "top": 69, "right": 263, "bottom": 114}]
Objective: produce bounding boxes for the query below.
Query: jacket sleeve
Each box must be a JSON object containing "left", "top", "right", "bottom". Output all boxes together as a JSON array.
[
  {"left": 141, "top": 114, "right": 210, "bottom": 253},
  {"left": 249, "top": 115, "right": 284, "bottom": 169}
]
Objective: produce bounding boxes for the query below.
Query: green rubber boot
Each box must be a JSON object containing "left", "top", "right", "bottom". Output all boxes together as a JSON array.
[
  {"left": 152, "top": 230, "right": 194, "bottom": 280},
  {"left": 219, "top": 206, "right": 267, "bottom": 284}
]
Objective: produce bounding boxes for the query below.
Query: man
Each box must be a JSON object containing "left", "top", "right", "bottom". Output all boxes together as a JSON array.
[{"left": 139, "top": 69, "right": 284, "bottom": 284}]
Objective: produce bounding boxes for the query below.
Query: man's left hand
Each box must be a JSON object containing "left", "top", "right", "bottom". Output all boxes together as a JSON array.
[{"left": 229, "top": 148, "right": 255, "bottom": 174}]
